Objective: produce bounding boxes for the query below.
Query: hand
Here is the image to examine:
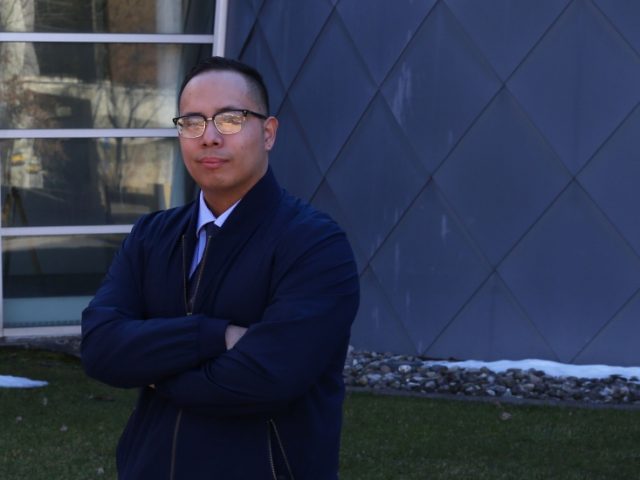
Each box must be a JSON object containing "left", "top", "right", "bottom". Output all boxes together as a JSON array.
[{"left": 225, "top": 325, "right": 247, "bottom": 350}]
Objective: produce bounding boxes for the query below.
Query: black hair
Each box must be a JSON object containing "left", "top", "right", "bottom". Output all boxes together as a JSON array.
[{"left": 178, "top": 56, "right": 270, "bottom": 114}]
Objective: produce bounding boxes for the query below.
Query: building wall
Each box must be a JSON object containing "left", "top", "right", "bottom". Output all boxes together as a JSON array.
[{"left": 227, "top": 0, "right": 640, "bottom": 366}]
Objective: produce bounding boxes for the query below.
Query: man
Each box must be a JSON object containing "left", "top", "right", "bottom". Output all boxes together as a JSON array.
[{"left": 81, "top": 56, "right": 360, "bottom": 479}]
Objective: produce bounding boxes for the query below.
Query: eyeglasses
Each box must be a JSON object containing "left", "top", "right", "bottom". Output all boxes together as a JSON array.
[{"left": 172, "top": 109, "right": 268, "bottom": 138}]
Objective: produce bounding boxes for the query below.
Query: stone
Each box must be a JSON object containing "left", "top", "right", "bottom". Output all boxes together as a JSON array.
[{"left": 397, "top": 364, "right": 412, "bottom": 374}]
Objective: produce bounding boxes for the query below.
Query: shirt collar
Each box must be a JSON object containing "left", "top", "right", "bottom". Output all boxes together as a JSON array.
[{"left": 195, "top": 191, "right": 240, "bottom": 237}]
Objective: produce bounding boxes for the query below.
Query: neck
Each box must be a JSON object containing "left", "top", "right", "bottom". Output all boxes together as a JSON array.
[{"left": 201, "top": 164, "right": 269, "bottom": 216}]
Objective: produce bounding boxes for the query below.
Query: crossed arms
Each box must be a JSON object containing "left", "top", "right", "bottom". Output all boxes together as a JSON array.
[{"left": 81, "top": 216, "right": 359, "bottom": 417}]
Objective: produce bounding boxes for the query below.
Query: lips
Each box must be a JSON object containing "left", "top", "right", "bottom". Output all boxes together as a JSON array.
[{"left": 198, "top": 156, "right": 228, "bottom": 168}]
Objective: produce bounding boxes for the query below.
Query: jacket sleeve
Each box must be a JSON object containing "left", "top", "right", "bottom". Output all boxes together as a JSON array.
[
  {"left": 154, "top": 220, "right": 359, "bottom": 416},
  {"left": 81, "top": 217, "right": 229, "bottom": 389}
]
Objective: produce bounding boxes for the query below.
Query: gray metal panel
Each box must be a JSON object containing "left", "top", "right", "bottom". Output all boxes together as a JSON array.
[
  {"left": 351, "top": 268, "right": 417, "bottom": 354},
  {"left": 269, "top": 99, "right": 324, "bottom": 200},
  {"left": 594, "top": 0, "right": 640, "bottom": 53},
  {"left": 258, "top": 0, "right": 333, "bottom": 89},
  {"left": 337, "top": 0, "right": 438, "bottom": 84},
  {"left": 310, "top": 181, "right": 369, "bottom": 275},
  {"left": 435, "top": 89, "right": 571, "bottom": 264},
  {"left": 326, "top": 94, "right": 427, "bottom": 262},
  {"left": 427, "top": 274, "right": 557, "bottom": 361},
  {"left": 445, "top": 0, "right": 571, "bottom": 80},
  {"left": 231, "top": 0, "right": 640, "bottom": 364},
  {"left": 574, "top": 291, "right": 640, "bottom": 367},
  {"left": 380, "top": 2, "right": 502, "bottom": 173},
  {"left": 579, "top": 106, "right": 640, "bottom": 256},
  {"left": 371, "top": 185, "right": 491, "bottom": 354},
  {"left": 288, "top": 12, "right": 377, "bottom": 171},
  {"left": 507, "top": 0, "right": 640, "bottom": 174},
  {"left": 240, "top": 24, "right": 287, "bottom": 113},
  {"left": 224, "top": 0, "right": 260, "bottom": 58},
  {"left": 499, "top": 183, "right": 640, "bottom": 362}
]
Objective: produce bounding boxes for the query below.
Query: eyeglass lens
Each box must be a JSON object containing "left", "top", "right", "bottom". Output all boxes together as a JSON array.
[{"left": 179, "top": 111, "right": 246, "bottom": 137}]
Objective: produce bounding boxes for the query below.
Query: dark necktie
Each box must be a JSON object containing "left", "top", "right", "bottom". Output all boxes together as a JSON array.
[{"left": 187, "top": 222, "right": 220, "bottom": 312}]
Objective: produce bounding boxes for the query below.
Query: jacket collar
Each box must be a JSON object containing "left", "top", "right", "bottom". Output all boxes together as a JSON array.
[
  {"left": 182, "top": 167, "right": 284, "bottom": 312},
  {"left": 183, "top": 166, "right": 282, "bottom": 255},
  {"left": 221, "top": 166, "right": 283, "bottom": 235}
]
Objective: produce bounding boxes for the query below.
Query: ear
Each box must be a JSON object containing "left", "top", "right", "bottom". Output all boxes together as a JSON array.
[{"left": 263, "top": 116, "right": 279, "bottom": 152}]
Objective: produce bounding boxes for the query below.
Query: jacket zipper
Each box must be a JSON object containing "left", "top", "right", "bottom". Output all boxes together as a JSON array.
[
  {"left": 268, "top": 419, "right": 295, "bottom": 480},
  {"left": 169, "top": 409, "right": 183, "bottom": 480},
  {"left": 182, "top": 232, "right": 213, "bottom": 315},
  {"left": 181, "top": 235, "right": 190, "bottom": 315},
  {"left": 172, "top": 230, "right": 213, "bottom": 478}
]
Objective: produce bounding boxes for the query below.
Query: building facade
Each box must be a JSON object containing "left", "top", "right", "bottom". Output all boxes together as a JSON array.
[
  {"left": 227, "top": 0, "right": 640, "bottom": 366},
  {"left": 3, "top": 0, "right": 640, "bottom": 366}
]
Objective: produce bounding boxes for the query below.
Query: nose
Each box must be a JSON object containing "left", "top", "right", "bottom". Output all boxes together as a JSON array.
[{"left": 200, "top": 119, "right": 223, "bottom": 146}]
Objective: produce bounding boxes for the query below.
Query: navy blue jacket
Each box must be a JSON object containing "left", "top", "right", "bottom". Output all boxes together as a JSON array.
[{"left": 81, "top": 169, "right": 360, "bottom": 479}]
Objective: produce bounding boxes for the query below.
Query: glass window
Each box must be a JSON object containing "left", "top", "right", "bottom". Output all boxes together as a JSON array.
[
  {"left": 2, "top": 233, "right": 126, "bottom": 327},
  {"left": 0, "top": 42, "right": 212, "bottom": 129},
  {"left": 0, "top": 0, "right": 214, "bottom": 332},
  {"left": 1, "top": 137, "right": 191, "bottom": 227},
  {"left": 0, "top": 0, "right": 214, "bottom": 34}
]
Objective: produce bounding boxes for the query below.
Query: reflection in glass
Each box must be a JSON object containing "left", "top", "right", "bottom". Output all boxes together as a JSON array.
[
  {"left": 0, "top": 42, "right": 212, "bottom": 129},
  {"left": 0, "top": 0, "right": 214, "bottom": 34},
  {"left": 1, "top": 137, "right": 190, "bottom": 226},
  {"left": 2, "top": 233, "right": 125, "bottom": 327}
]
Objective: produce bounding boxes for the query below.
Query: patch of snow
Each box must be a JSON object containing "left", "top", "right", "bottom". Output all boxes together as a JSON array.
[
  {"left": 0, "top": 375, "right": 48, "bottom": 388},
  {"left": 423, "top": 358, "right": 640, "bottom": 380}
]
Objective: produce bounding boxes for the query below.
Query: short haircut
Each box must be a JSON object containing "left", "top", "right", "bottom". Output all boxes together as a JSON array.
[{"left": 178, "top": 56, "right": 270, "bottom": 114}]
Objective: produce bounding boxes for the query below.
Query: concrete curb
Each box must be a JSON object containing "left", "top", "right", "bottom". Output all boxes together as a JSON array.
[{"left": 0, "top": 335, "right": 81, "bottom": 358}]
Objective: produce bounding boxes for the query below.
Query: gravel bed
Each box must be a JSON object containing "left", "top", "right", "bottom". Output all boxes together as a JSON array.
[
  {"left": 4, "top": 338, "right": 640, "bottom": 406},
  {"left": 344, "top": 348, "right": 640, "bottom": 406}
]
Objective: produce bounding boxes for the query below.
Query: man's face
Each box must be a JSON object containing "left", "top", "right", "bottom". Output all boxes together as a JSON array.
[{"left": 178, "top": 70, "right": 277, "bottom": 214}]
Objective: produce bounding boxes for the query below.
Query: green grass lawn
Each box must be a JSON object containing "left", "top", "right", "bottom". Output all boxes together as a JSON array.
[{"left": 2, "top": 348, "right": 640, "bottom": 479}]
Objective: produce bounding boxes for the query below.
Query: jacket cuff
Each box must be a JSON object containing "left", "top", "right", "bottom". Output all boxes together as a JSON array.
[{"left": 197, "top": 315, "right": 230, "bottom": 361}]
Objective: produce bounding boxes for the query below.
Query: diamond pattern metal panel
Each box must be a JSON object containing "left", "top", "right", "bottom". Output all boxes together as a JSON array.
[
  {"left": 574, "top": 291, "right": 640, "bottom": 366},
  {"left": 231, "top": 0, "right": 640, "bottom": 364},
  {"left": 258, "top": 0, "right": 333, "bottom": 89},
  {"left": 269, "top": 99, "right": 323, "bottom": 201},
  {"left": 427, "top": 274, "right": 557, "bottom": 361},
  {"left": 370, "top": 185, "right": 491, "bottom": 353},
  {"left": 225, "top": 0, "right": 261, "bottom": 58},
  {"left": 351, "top": 268, "right": 418, "bottom": 354},
  {"left": 579, "top": 106, "right": 640, "bottom": 256},
  {"left": 287, "top": 11, "right": 377, "bottom": 172},
  {"left": 336, "top": 0, "right": 438, "bottom": 84},
  {"left": 326, "top": 94, "right": 427, "bottom": 262},
  {"left": 498, "top": 183, "right": 640, "bottom": 362},
  {"left": 310, "top": 181, "right": 369, "bottom": 275},
  {"left": 445, "top": 0, "right": 570, "bottom": 80},
  {"left": 594, "top": 0, "right": 640, "bottom": 54},
  {"left": 435, "top": 89, "right": 571, "bottom": 264},
  {"left": 239, "top": 24, "right": 287, "bottom": 113},
  {"left": 508, "top": 0, "right": 640, "bottom": 174},
  {"left": 380, "top": 1, "right": 502, "bottom": 174}
]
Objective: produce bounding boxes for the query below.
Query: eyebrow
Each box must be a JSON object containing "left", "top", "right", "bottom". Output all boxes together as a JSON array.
[{"left": 180, "top": 106, "right": 251, "bottom": 117}]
